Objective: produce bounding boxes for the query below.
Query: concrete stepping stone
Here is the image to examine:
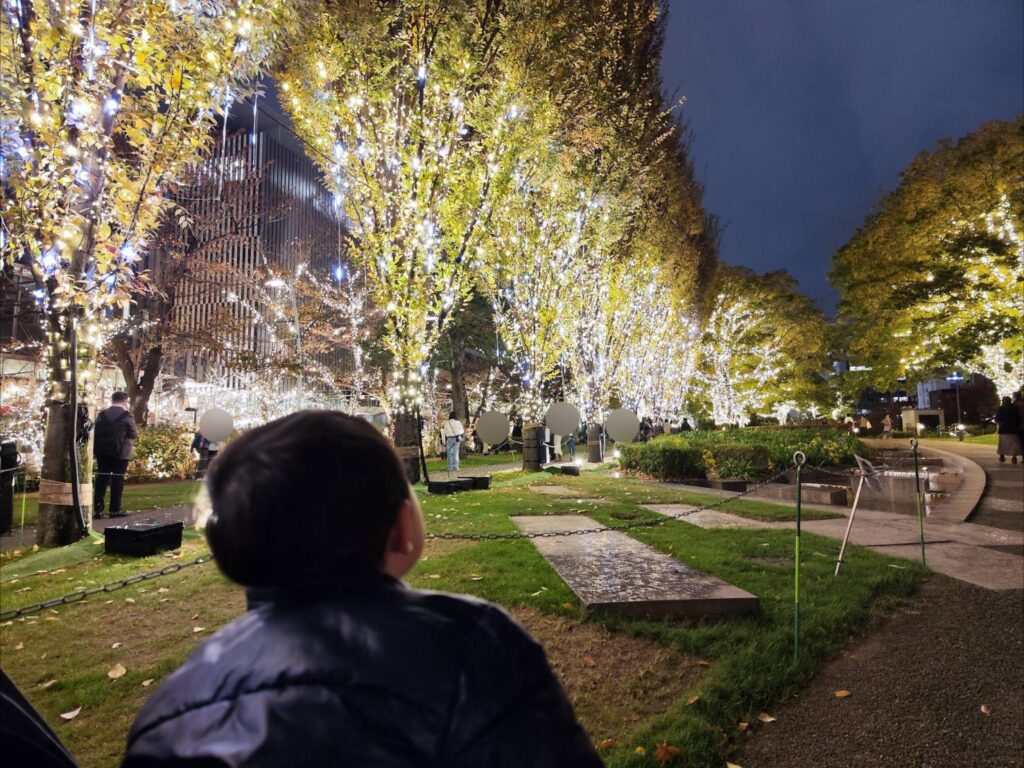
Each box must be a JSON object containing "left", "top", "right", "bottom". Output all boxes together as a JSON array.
[
  {"left": 642, "top": 504, "right": 775, "bottom": 530},
  {"left": 511, "top": 515, "right": 759, "bottom": 617}
]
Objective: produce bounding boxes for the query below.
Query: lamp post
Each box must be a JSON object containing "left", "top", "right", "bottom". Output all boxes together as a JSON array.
[
  {"left": 946, "top": 372, "right": 964, "bottom": 433},
  {"left": 265, "top": 278, "right": 303, "bottom": 410}
]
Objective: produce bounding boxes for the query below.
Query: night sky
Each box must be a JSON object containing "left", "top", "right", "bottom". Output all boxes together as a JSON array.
[{"left": 660, "top": 0, "right": 1024, "bottom": 311}]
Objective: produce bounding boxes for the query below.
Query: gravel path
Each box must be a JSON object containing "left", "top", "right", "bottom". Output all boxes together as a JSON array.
[{"left": 740, "top": 576, "right": 1023, "bottom": 768}]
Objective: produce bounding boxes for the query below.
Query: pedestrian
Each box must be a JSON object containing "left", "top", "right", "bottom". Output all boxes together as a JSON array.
[
  {"left": 680, "top": 417, "right": 693, "bottom": 432},
  {"left": 881, "top": 414, "right": 893, "bottom": 439},
  {"left": 92, "top": 392, "right": 137, "bottom": 519},
  {"left": 995, "top": 396, "right": 1022, "bottom": 464},
  {"left": 190, "top": 430, "right": 211, "bottom": 478},
  {"left": 566, "top": 431, "right": 576, "bottom": 459},
  {"left": 121, "top": 412, "right": 602, "bottom": 767},
  {"left": 1014, "top": 391, "right": 1024, "bottom": 448},
  {"left": 856, "top": 414, "right": 872, "bottom": 434},
  {"left": 552, "top": 433, "right": 563, "bottom": 461},
  {"left": 441, "top": 411, "right": 465, "bottom": 472}
]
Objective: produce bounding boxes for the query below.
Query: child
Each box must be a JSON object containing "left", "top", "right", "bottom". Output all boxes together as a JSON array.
[{"left": 121, "top": 412, "right": 601, "bottom": 767}]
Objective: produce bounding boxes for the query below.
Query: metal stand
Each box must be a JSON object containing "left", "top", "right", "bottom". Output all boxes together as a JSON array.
[
  {"left": 793, "top": 450, "right": 805, "bottom": 664},
  {"left": 911, "top": 438, "right": 926, "bottom": 566},
  {"left": 835, "top": 474, "right": 865, "bottom": 576}
]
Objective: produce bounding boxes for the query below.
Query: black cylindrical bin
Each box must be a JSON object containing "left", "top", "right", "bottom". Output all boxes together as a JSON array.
[
  {"left": 1, "top": 441, "right": 19, "bottom": 535},
  {"left": 522, "top": 425, "right": 549, "bottom": 471},
  {"left": 586, "top": 424, "right": 603, "bottom": 463}
]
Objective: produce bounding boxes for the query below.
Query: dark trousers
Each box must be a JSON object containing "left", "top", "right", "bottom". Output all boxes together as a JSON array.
[{"left": 94, "top": 457, "right": 129, "bottom": 514}]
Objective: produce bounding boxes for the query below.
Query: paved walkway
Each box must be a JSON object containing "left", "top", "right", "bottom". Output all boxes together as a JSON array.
[{"left": 917, "top": 439, "right": 1023, "bottom": 533}]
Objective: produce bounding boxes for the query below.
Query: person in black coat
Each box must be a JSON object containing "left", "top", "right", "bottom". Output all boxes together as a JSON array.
[
  {"left": 93, "top": 392, "right": 137, "bottom": 518},
  {"left": 995, "top": 396, "right": 1022, "bottom": 464},
  {"left": 121, "top": 411, "right": 603, "bottom": 768}
]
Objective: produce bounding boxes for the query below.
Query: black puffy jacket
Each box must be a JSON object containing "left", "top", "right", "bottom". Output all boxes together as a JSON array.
[{"left": 121, "top": 577, "right": 603, "bottom": 767}]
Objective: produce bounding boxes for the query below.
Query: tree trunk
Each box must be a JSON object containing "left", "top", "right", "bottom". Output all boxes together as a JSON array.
[
  {"left": 132, "top": 346, "right": 163, "bottom": 425},
  {"left": 450, "top": 355, "right": 469, "bottom": 423},
  {"left": 36, "top": 319, "right": 87, "bottom": 547},
  {"left": 391, "top": 372, "right": 422, "bottom": 484}
]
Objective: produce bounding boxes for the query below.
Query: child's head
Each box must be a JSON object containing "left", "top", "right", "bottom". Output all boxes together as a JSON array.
[{"left": 204, "top": 411, "right": 423, "bottom": 589}]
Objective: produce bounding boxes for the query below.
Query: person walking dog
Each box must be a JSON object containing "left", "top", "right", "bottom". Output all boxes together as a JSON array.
[{"left": 93, "top": 392, "right": 137, "bottom": 518}]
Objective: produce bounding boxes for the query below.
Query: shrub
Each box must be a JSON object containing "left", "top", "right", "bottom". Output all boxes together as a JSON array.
[
  {"left": 128, "top": 425, "right": 195, "bottom": 482},
  {"left": 618, "top": 427, "right": 867, "bottom": 482}
]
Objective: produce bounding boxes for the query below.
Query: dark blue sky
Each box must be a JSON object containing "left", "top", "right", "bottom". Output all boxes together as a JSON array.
[{"left": 660, "top": 0, "right": 1024, "bottom": 311}]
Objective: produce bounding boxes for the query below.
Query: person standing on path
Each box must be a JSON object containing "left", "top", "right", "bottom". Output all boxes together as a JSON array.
[
  {"left": 881, "top": 413, "right": 893, "bottom": 439},
  {"left": 93, "top": 392, "right": 137, "bottom": 518},
  {"left": 994, "top": 396, "right": 1022, "bottom": 464},
  {"left": 441, "top": 412, "right": 465, "bottom": 472},
  {"left": 1013, "top": 391, "right": 1024, "bottom": 448}
]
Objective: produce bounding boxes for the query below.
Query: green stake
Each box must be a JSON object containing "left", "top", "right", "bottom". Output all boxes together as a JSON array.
[
  {"left": 911, "top": 438, "right": 926, "bottom": 566},
  {"left": 793, "top": 450, "right": 805, "bottom": 664}
]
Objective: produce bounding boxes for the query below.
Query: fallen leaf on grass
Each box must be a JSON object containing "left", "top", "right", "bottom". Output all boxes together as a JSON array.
[
  {"left": 141, "top": 679, "right": 154, "bottom": 687},
  {"left": 757, "top": 713, "right": 776, "bottom": 723},
  {"left": 980, "top": 705, "right": 991, "bottom": 716},
  {"left": 696, "top": 659, "right": 712, "bottom": 667},
  {"left": 686, "top": 695, "right": 699, "bottom": 705},
  {"left": 157, "top": 587, "right": 169, "bottom": 594},
  {"left": 634, "top": 746, "right": 646, "bottom": 756},
  {"left": 581, "top": 656, "right": 597, "bottom": 668},
  {"left": 15, "top": 642, "right": 24, "bottom": 650},
  {"left": 834, "top": 690, "right": 852, "bottom": 698},
  {"left": 738, "top": 722, "right": 748, "bottom": 732},
  {"left": 427, "top": 574, "right": 441, "bottom": 580},
  {"left": 727, "top": 762, "right": 743, "bottom": 768},
  {"left": 60, "top": 707, "right": 81, "bottom": 720},
  {"left": 596, "top": 738, "right": 618, "bottom": 751},
  {"left": 654, "top": 742, "right": 681, "bottom": 764},
  {"left": 193, "top": 627, "right": 205, "bottom": 633},
  {"left": 39, "top": 680, "right": 57, "bottom": 689},
  {"left": 528, "top": 587, "right": 548, "bottom": 597},
  {"left": 124, "top": 598, "right": 135, "bottom": 604},
  {"left": 111, "top": 642, "right": 122, "bottom": 649},
  {"left": 107, "top": 663, "right": 127, "bottom": 679}
]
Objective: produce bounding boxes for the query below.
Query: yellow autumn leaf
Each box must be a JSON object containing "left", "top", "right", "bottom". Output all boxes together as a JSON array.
[
  {"left": 834, "top": 690, "right": 852, "bottom": 698},
  {"left": 107, "top": 663, "right": 127, "bottom": 679}
]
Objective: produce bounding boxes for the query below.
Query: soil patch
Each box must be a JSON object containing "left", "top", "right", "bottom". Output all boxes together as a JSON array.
[
  {"left": 513, "top": 606, "right": 704, "bottom": 740},
  {"left": 740, "top": 576, "right": 1024, "bottom": 768}
]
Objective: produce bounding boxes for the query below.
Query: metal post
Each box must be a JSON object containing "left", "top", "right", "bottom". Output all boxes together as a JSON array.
[
  {"left": 793, "top": 450, "right": 805, "bottom": 664},
  {"left": 835, "top": 474, "right": 864, "bottom": 576},
  {"left": 911, "top": 438, "right": 926, "bottom": 565}
]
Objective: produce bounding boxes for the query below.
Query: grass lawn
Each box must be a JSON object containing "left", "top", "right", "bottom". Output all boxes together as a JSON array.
[
  {"left": 0, "top": 471, "right": 924, "bottom": 768},
  {"left": 423, "top": 450, "right": 522, "bottom": 472},
  {"left": 9, "top": 480, "right": 201, "bottom": 529}
]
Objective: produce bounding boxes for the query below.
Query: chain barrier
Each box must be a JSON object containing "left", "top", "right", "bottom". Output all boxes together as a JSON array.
[{"left": 0, "top": 552, "right": 212, "bottom": 622}]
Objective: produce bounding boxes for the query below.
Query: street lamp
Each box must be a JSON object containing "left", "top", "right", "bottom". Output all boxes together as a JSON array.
[
  {"left": 945, "top": 372, "right": 964, "bottom": 430},
  {"left": 265, "top": 278, "right": 303, "bottom": 409}
]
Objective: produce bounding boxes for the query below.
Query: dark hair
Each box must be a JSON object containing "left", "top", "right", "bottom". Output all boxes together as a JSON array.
[
  {"left": 448, "top": 411, "right": 457, "bottom": 420},
  {"left": 204, "top": 411, "right": 410, "bottom": 588},
  {"left": 111, "top": 392, "right": 129, "bottom": 403}
]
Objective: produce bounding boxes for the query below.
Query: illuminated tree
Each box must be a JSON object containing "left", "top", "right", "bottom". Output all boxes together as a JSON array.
[
  {"left": 697, "top": 267, "right": 826, "bottom": 427},
  {"left": 2, "top": 0, "right": 301, "bottom": 545},
  {"left": 831, "top": 118, "right": 1023, "bottom": 390}
]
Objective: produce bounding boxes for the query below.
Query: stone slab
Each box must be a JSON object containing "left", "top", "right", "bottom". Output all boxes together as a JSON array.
[
  {"left": 759, "top": 483, "right": 849, "bottom": 506},
  {"left": 511, "top": 515, "right": 759, "bottom": 617},
  {"left": 642, "top": 504, "right": 774, "bottom": 530}
]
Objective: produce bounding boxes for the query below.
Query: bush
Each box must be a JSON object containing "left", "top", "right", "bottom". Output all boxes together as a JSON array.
[
  {"left": 128, "top": 425, "right": 195, "bottom": 482},
  {"left": 619, "top": 427, "right": 867, "bottom": 482}
]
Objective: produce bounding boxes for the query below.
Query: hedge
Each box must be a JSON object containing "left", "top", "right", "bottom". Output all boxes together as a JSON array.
[
  {"left": 127, "top": 425, "right": 196, "bottom": 481},
  {"left": 618, "top": 428, "right": 867, "bottom": 482}
]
